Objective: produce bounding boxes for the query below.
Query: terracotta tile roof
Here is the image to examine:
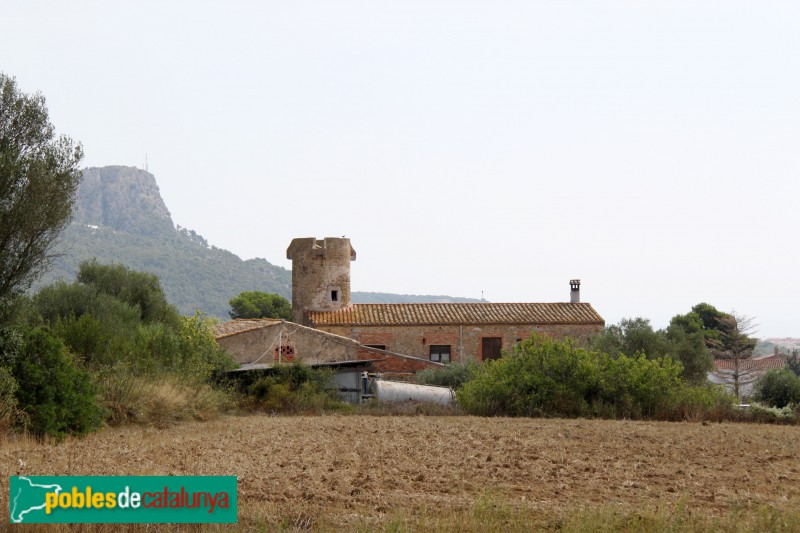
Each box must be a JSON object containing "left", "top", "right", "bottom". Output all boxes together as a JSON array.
[
  {"left": 307, "top": 303, "right": 604, "bottom": 327},
  {"left": 213, "top": 319, "right": 282, "bottom": 340},
  {"left": 713, "top": 355, "right": 785, "bottom": 372}
]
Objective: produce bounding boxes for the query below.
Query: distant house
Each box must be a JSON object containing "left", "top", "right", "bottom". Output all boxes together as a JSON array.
[{"left": 707, "top": 355, "right": 785, "bottom": 399}]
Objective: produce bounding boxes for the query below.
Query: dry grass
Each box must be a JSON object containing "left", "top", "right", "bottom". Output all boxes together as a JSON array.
[
  {"left": 100, "top": 372, "right": 234, "bottom": 428},
  {"left": 1, "top": 415, "right": 799, "bottom": 531}
]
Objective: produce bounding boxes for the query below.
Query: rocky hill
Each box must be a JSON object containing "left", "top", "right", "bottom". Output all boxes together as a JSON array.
[
  {"left": 75, "top": 166, "right": 174, "bottom": 235},
  {"left": 35, "top": 166, "right": 477, "bottom": 317},
  {"left": 755, "top": 338, "right": 800, "bottom": 356}
]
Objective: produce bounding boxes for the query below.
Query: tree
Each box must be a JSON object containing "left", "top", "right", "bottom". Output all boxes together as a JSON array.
[
  {"left": 77, "top": 259, "right": 179, "bottom": 326},
  {"left": 589, "top": 317, "right": 670, "bottom": 359},
  {"left": 32, "top": 264, "right": 235, "bottom": 378},
  {"left": 589, "top": 316, "right": 711, "bottom": 384},
  {"left": 683, "top": 303, "right": 755, "bottom": 357},
  {"left": 754, "top": 369, "right": 800, "bottom": 408},
  {"left": 665, "top": 303, "right": 763, "bottom": 386},
  {"left": 707, "top": 313, "right": 759, "bottom": 400},
  {"left": 663, "top": 320, "right": 711, "bottom": 385},
  {"left": 229, "top": 291, "right": 291, "bottom": 320},
  {"left": 787, "top": 351, "right": 800, "bottom": 378},
  {"left": 0, "top": 74, "right": 83, "bottom": 306},
  {"left": 0, "top": 325, "right": 103, "bottom": 439}
]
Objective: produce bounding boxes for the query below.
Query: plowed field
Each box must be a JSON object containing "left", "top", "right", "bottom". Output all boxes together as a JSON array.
[{"left": 2, "top": 415, "right": 799, "bottom": 530}]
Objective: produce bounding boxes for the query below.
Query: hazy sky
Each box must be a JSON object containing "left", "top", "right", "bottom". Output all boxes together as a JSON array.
[{"left": 3, "top": 1, "right": 799, "bottom": 337}]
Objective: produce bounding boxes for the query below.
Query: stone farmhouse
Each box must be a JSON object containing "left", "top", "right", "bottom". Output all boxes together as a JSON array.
[
  {"left": 214, "top": 237, "right": 604, "bottom": 378},
  {"left": 287, "top": 237, "right": 604, "bottom": 362}
]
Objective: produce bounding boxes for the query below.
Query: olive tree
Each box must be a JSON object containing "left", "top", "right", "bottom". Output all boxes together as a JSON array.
[{"left": 0, "top": 73, "right": 83, "bottom": 307}]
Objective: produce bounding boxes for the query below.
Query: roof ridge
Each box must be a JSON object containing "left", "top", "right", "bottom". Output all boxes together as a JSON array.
[
  {"left": 347, "top": 302, "right": 595, "bottom": 305},
  {"left": 307, "top": 302, "right": 604, "bottom": 327}
]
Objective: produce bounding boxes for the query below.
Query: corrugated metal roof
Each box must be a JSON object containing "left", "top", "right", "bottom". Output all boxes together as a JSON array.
[
  {"left": 213, "top": 319, "right": 282, "bottom": 340},
  {"left": 307, "top": 303, "right": 604, "bottom": 327},
  {"left": 713, "top": 355, "right": 785, "bottom": 372}
]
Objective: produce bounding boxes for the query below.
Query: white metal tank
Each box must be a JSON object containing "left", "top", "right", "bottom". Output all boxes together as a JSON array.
[{"left": 372, "top": 380, "right": 455, "bottom": 405}]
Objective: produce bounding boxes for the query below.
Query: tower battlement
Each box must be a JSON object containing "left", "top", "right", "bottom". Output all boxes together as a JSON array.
[{"left": 287, "top": 237, "right": 356, "bottom": 324}]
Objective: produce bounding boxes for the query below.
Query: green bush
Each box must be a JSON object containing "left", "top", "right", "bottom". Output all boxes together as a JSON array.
[
  {"left": 594, "top": 353, "right": 683, "bottom": 418},
  {"left": 458, "top": 334, "right": 732, "bottom": 421},
  {"left": 746, "top": 403, "right": 798, "bottom": 423},
  {"left": 240, "top": 362, "right": 342, "bottom": 414},
  {"left": 39, "top": 283, "right": 146, "bottom": 368},
  {"left": 660, "top": 384, "right": 734, "bottom": 422},
  {"left": 416, "top": 361, "right": 479, "bottom": 389},
  {"left": 754, "top": 369, "right": 800, "bottom": 408},
  {"left": 0, "top": 327, "right": 103, "bottom": 439},
  {"left": 6, "top": 263, "right": 237, "bottom": 435},
  {"left": 173, "top": 313, "right": 237, "bottom": 380},
  {"left": 458, "top": 335, "right": 598, "bottom": 417},
  {"left": 36, "top": 271, "right": 235, "bottom": 381}
]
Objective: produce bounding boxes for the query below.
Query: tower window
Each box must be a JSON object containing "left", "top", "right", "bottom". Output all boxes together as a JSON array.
[{"left": 327, "top": 285, "right": 342, "bottom": 303}]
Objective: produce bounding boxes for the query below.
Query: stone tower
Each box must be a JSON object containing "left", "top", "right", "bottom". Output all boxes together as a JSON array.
[{"left": 286, "top": 237, "right": 357, "bottom": 324}]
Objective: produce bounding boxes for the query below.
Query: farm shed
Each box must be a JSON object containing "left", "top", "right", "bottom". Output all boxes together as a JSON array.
[
  {"left": 213, "top": 318, "right": 442, "bottom": 379},
  {"left": 228, "top": 359, "right": 378, "bottom": 404}
]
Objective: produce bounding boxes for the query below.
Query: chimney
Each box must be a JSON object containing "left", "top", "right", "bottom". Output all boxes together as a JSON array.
[{"left": 570, "top": 279, "right": 581, "bottom": 303}]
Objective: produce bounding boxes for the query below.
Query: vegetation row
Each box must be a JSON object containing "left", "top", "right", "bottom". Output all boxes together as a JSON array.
[
  {"left": 1, "top": 72, "right": 799, "bottom": 441},
  {"left": 1, "top": 263, "right": 798, "bottom": 441}
]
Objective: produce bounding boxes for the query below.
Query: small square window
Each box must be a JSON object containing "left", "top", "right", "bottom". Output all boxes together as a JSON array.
[
  {"left": 429, "top": 345, "right": 451, "bottom": 363},
  {"left": 331, "top": 290, "right": 338, "bottom": 302}
]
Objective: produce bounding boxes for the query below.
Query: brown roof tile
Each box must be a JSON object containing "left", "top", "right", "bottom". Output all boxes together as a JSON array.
[
  {"left": 213, "top": 319, "right": 282, "bottom": 340},
  {"left": 307, "top": 303, "right": 604, "bottom": 327},
  {"left": 713, "top": 355, "right": 785, "bottom": 372}
]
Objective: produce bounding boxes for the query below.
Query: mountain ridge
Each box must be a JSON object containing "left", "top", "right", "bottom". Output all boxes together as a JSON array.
[{"left": 35, "top": 166, "right": 478, "bottom": 317}]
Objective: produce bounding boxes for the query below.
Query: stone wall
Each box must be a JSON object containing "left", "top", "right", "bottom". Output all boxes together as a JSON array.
[
  {"left": 318, "top": 323, "right": 603, "bottom": 363},
  {"left": 216, "top": 321, "right": 442, "bottom": 376},
  {"left": 286, "top": 237, "right": 355, "bottom": 324},
  {"left": 217, "top": 322, "right": 360, "bottom": 366}
]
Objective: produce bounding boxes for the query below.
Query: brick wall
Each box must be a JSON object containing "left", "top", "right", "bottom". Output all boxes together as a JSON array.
[
  {"left": 357, "top": 346, "right": 441, "bottom": 372},
  {"left": 319, "top": 323, "right": 603, "bottom": 364}
]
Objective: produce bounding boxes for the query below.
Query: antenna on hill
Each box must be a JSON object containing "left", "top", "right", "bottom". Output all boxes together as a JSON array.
[
  {"left": 145, "top": 154, "right": 149, "bottom": 172},
  {"left": 481, "top": 290, "right": 484, "bottom": 303}
]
